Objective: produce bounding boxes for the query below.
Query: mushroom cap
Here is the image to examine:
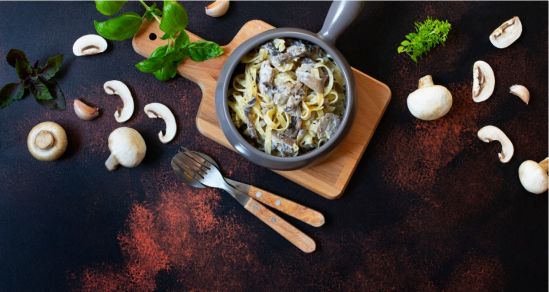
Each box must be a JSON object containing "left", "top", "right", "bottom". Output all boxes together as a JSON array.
[
  {"left": 107, "top": 127, "right": 146, "bottom": 168},
  {"left": 518, "top": 160, "right": 548, "bottom": 194},
  {"left": 407, "top": 85, "right": 453, "bottom": 121},
  {"left": 27, "top": 121, "right": 68, "bottom": 161}
]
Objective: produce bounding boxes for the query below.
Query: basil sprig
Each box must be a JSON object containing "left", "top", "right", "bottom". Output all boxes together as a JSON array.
[
  {"left": 0, "top": 49, "right": 65, "bottom": 110},
  {"left": 93, "top": 0, "right": 223, "bottom": 81}
]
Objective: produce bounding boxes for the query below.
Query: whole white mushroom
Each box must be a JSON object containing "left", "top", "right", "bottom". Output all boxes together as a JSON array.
[
  {"left": 27, "top": 121, "right": 68, "bottom": 161},
  {"left": 407, "top": 75, "right": 453, "bottom": 121},
  {"left": 518, "top": 158, "right": 548, "bottom": 194},
  {"left": 105, "top": 127, "right": 146, "bottom": 171}
]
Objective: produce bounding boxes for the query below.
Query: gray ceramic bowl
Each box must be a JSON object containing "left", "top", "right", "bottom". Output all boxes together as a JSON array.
[{"left": 216, "top": 1, "right": 364, "bottom": 170}]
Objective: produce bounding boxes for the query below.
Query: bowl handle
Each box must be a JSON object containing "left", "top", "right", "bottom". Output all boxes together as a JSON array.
[{"left": 318, "top": 1, "right": 365, "bottom": 45}]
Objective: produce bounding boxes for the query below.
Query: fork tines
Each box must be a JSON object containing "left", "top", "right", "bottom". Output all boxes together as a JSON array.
[{"left": 176, "top": 148, "right": 215, "bottom": 179}]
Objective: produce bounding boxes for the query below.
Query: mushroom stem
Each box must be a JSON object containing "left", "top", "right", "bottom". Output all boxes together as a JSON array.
[
  {"left": 27, "top": 121, "right": 68, "bottom": 161},
  {"left": 105, "top": 154, "right": 119, "bottom": 171},
  {"left": 418, "top": 75, "right": 434, "bottom": 88},
  {"left": 539, "top": 158, "right": 549, "bottom": 172},
  {"left": 35, "top": 130, "right": 55, "bottom": 150}
]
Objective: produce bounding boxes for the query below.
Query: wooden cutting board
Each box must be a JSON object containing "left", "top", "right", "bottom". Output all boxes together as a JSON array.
[{"left": 133, "top": 20, "right": 391, "bottom": 200}]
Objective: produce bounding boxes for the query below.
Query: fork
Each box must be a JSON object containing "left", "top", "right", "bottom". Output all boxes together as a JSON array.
[
  {"left": 184, "top": 149, "right": 325, "bottom": 227},
  {"left": 172, "top": 149, "right": 316, "bottom": 253}
]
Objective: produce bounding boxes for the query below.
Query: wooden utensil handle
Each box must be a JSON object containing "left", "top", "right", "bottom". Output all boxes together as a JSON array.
[
  {"left": 244, "top": 198, "right": 316, "bottom": 253},
  {"left": 248, "top": 186, "right": 325, "bottom": 227}
]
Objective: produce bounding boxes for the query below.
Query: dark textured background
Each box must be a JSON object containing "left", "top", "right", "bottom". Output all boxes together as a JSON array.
[{"left": 0, "top": 1, "right": 547, "bottom": 291}]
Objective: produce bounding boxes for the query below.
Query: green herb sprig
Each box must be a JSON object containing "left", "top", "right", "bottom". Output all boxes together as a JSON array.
[
  {"left": 0, "top": 49, "right": 65, "bottom": 110},
  {"left": 93, "top": 0, "right": 223, "bottom": 81},
  {"left": 397, "top": 17, "right": 452, "bottom": 63}
]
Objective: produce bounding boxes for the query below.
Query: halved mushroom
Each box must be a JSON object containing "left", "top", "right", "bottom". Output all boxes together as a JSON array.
[
  {"left": 144, "top": 103, "right": 177, "bottom": 143},
  {"left": 27, "top": 121, "right": 68, "bottom": 161},
  {"left": 72, "top": 34, "right": 108, "bottom": 56},
  {"left": 103, "top": 80, "right": 134, "bottom": 123},
  {"left": 509, "top": 84, "right": 530, "bottom": 104},
  {"left": 205, "top": 0, "right": 229, "bottom": 17},
  {"left": 472, "top": 61, "right": 495, "bottom": 103},
  {"left": 73, "top": 99, "right": 100, "bottom": 120},
  {"left": 518, "top": 158, "right": 548, "bottom": 194},
  {"left": 477, "top": 125, "right": 514, "bottom": 163},
  {"left": 489, "top": 16, "right": 522, "bottom": 49}
]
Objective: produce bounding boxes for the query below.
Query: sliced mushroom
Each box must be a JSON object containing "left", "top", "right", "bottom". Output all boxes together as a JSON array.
[
  {"left": 72, "top": 34, "right": 108, "bottom": 56},
  {"left": 73, "top": 99, "right": 100, "bottom": 120},
  {"left": 205, "top": 0, "right": 229, "bottom": 17},
  {"left": 518, "top": 158, "right": 548, "bottom": 194},
  {"left": 27, "top": 121, "right": 68, "bottom": 161},
  {"left": 509, "top": 84, "right": 530, "bottom": 104},
  {"left": 477, "top": 125, "right": 514, "bottom": 163},
  {"left": 489, "top": 16, "right": 522, "bottom": 49},
  {"left": 103, "top": 80, "right": 134, "bottom": 123},
  {"left": 144, "top": 103, "right": 177, "bottom": 143},
  {"left": 472, "top": 61, "right": 495, "bottom": 103}
]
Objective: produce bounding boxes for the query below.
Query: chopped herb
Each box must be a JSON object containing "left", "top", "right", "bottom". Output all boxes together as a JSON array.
[{"left": 397, "top": 17, "right": 452, "bottom": 63}]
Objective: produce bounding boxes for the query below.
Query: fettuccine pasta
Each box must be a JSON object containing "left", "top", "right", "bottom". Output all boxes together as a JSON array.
[{"left": 229, "top": 38, "right": 346, "bottom": 157}]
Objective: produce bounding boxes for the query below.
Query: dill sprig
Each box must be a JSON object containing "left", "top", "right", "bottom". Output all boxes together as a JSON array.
[{"left": 397, "top": 17, "right": 452, "bottom": 63}]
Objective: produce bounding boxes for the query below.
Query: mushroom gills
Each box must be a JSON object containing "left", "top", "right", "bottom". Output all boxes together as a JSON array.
[
  {"left": 144, "top": 102, "right": 177, "bottom": 143},
  {"left": 489, "top": 16, "right": 522, "bottom": 49},
  {"left": 73, "top": 34, "right": 108, "bottom": 56},
  {"left": 103, "top": 80, "right": 134, "bottom": 123},
  {"left": 472, "top": 61, "right": 495, "bottom": 103},
  {"left": 477, "top": 125, "right": 514, "bottom": 163}
]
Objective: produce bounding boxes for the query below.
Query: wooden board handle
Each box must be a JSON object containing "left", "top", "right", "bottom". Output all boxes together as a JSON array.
[
  {"left": 244, "top": 198, "right": 316, "bottom": 253},
  {"left": 248, "top": 186, "right": 325, "bottom": 227}
]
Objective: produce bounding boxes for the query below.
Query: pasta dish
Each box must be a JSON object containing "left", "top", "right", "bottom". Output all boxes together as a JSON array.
[{"left": 229, "top": 38, "right": 346, "bottom": 157}]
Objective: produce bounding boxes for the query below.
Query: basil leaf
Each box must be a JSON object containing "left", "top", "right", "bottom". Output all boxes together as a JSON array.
[
  {"left": 150, "top": 44, "right": 169, "bottom": 58},
  {"left": 135, "top": 44, "right": 169, "bottom": 73},
  {"left": 36, "top": 79, "right": 66, "bottom": 110},
  {"left": 15, "top": 59, "right": 32, "bottom": 80},
  {"left": 39, "top": 54, "right": 63, "bottom": 80},
  {"left": 174, "top": 31, "right": 190, "bottom": 49},
  {"left": 95, "top": 0, "right": 126, "bottom": 16},
  {"left": 6, "top": 49, "right": 28, "bottom": 68},
  {"left": 0, "top": 83, "right": 25, "bottom": 109},
  {"left": 28, "top": 78, "right": 54, "bottom": 101},
  {"left": 159, "top": 0, "right": 188, "bottom": 37},
  {"left": 187, "top": 41, "right": 223, "bottom": 62},
  {"left": 94, "top": 12, "right": 142, "bottom": 40},
  {"left": 135, "top": 55, "right": 166, "bottom": 73},
  {"left": 153, "top": 63, "right": 178, "bottom": 81}
]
